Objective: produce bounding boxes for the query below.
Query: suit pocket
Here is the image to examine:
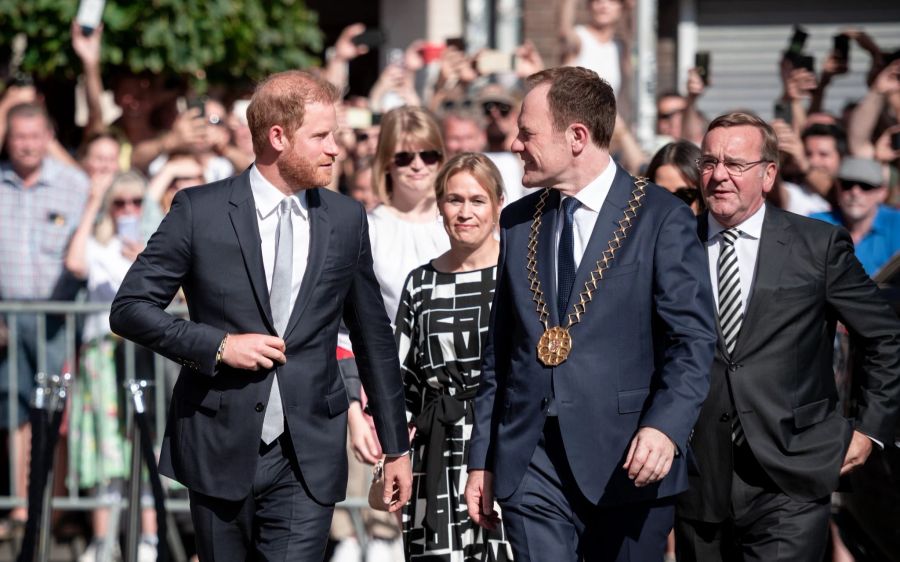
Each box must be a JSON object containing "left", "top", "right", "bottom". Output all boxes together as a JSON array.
[
  {"left": 793, "top": 397, "right": 832, "bottom": 429},
  {"left": 617, "top": 388, "right": 649, "bottom": 414},
  {"left": 776, "top": 282, "right": 819, "bottom": 301},
  {"left": 183, "top": 385, "right": 223, "bottom": 414},
  {"left": 602, "top": 262, "right": 639, "bottom": 280},
  {"left": 326, "top": 387, "right": 350, "bottom": 417}
]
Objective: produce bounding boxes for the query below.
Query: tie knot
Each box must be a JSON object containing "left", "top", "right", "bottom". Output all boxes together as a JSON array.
[
  {"left": 279, "top": 198, "right": 292, "bottom": 216},
  {"left": 721, "top": 228, "right": 740, "bottom": 245},
  {"left": 561, "top": 196, "right": 580, "bottom": 218}
]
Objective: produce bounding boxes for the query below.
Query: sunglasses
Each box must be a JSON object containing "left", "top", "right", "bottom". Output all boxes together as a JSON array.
[
  {"left": 112, "top": 197, "right": 144, "bottom": 209},
  {"left": 838, "top": 180, "right": 880, "bottom": 192},
  {"left": 393, "top": 150, "right": 442, "bottom": 167},
  {"left": 482, "top": 101, "right": 512, "bottom": 117},
  {"left": 440, "top": 99, "right": 474, "bottom": 112},
  {"left": 673, "top": 187, "right": 700, "bottom": 204}
]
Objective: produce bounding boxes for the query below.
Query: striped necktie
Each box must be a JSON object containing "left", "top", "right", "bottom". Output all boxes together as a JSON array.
[
  {"left": 718, "top": 228, "right": 742, "bottom": 355},
  {"left": 718, "top": 227, "right": 746, "bottom": 446}
]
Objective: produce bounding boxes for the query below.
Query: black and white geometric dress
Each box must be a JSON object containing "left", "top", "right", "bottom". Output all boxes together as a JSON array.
[{"left": 396, "top": 263, "right": 513, "bottom": 562}]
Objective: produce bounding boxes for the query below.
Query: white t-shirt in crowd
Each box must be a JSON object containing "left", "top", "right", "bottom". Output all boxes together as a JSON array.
[
  {"left": 782, "top": 181, "right": 831, "bottom": 217},
  {"left": 571, "top": 25, "right": 621, "bottom": 94},
  {"left": 83, "top": 236, "right": 134, "bottom": 343}
]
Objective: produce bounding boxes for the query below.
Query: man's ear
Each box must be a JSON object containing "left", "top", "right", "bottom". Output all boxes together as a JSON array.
[
  {"left": 569, "top": 123, "right": 590, "bottom": 155},
  {"left": 268, "top": 125, "right": 288, "bottom": 153}
]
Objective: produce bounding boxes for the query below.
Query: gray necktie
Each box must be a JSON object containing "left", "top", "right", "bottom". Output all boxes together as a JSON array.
[{"left": 261, "top": 198, "right": 292, "bottom": 444}]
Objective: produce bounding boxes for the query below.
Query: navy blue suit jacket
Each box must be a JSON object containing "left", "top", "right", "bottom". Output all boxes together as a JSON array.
[
  {"left": 469, "top": 166, "right": 717, "bottom": 505},
  {"left": 110, "top": 170, "right": 408, "bottom": 504}
]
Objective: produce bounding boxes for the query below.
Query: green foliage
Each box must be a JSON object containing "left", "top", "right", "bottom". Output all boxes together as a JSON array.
[{"left": 0, "top": 0, "right": 323, "bottom": 85}]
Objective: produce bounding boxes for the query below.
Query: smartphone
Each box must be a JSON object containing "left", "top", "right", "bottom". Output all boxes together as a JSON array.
[
  {"left": 695, "top": 51, "right": 711, "bottom": 85},
  {"left": 345, "top": 107, "right": 373, "bottom": 129},
  {"left": 419, "top": 42, "right": 446, "bottom": 64},
  {"left": 386, "top": 48, "right": 404, "bottom": 67},
  {"left": 786, "top": 52, "right": 815, "bottom": 72},
  {"left": 787, "top": 25, "right": 808, "bottom": 55},
  {"left": 187, "top": 97, "right": 206, "bottom": 118},
  {"left": 76, "top": 0, "right": 105, "bottom": 36},
  {"left": 446, "top": 37, "right": 466, "bottom": 52},
  {"left": 891, "top": 131, "right": 900, "bottom": 151},
  {"left": 477, "top": 50, "right": 515, "bottom": 75},
  {"left": 116, "top": 215, "right": 141, "bottom": 244},
  {"left": 833, "top": 34, "right": 850, "bottom": 62},
  {"left": 774, "top": 100, "right": 793, "bottom": 125},
  {"left": 351, "top": 29, "right": 386, "bottom": 49}
]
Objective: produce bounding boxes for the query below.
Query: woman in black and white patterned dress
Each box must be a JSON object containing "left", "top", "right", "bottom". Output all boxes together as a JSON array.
[{"left": 396, "top": 153, "right": 513, "bottom": 562}]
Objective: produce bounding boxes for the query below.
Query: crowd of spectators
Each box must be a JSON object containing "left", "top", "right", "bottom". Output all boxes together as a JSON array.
[{"left": 0, "top": 4, "right": 898, "bottom": 561}]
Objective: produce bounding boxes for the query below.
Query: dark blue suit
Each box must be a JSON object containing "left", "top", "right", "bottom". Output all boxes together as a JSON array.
[
  {"left": 469, "top": 167, "right": 717, "bottom": 560},
  {"left": 110, "top": 170, "right": 408, "bottom": 560}
]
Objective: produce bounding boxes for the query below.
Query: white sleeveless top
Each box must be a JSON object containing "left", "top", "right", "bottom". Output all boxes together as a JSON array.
[{"left": 571, "top": 25, "right": 621, "bottom": 94}]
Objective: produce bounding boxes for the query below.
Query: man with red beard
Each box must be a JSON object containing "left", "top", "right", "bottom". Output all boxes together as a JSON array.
[{"left": 110, "top": 71, "right": 411, "bottom": 561}]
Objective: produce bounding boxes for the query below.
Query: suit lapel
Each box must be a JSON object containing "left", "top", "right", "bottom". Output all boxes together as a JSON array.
[
  {"left": 538, "top": 188, "right": 561, "bottom": 327},
  {"left": 283, "top": 188, "right": 331, "bottom": 340},
  {"left": 565, "top": 167, "right": 633, "bottom": 315},
  {"left": 732, "top": 204, "right": 792, "bottom": 359},
  {"left": 228, "top": 172, "right": 275, "bottom": 333},
  {"left": 698, "top": 213, "right": 728, "bottom": 359}
]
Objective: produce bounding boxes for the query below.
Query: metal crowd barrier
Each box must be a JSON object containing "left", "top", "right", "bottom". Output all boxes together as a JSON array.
[{"left": 0, "top": 301, "right": 372, "bottom": 558}]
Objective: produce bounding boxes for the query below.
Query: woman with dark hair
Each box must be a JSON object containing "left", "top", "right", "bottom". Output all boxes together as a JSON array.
[{"left": 647, "top": 141, "right": 704, "bottom": 215}]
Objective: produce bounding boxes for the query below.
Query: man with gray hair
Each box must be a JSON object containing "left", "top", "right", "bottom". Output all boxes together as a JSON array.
[{"left": 0, "top": 102, "right": 89, "bottom": 526}]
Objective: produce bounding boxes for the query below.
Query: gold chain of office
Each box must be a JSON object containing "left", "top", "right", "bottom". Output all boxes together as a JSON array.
[{"left": 528, "top": 177, "right": 649, "bottom": 367}]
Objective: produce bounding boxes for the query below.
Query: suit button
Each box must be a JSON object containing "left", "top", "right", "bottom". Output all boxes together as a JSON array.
[
  {"left": 728, "top": 364, "right": 738, "bottom": 372},
  {"left": 720, "top": 413, "right": 730, "bottom": 422},
  {"left": 255, "top": 403, "right": 264, "bottom": 413},
  {"left": 541, "top": 397, "right": 549, "bottom": 410}
]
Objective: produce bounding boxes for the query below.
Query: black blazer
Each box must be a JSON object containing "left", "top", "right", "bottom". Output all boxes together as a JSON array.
[
  {"left": 678, "top": 204, "right": 900, "bottom": 522},
  {"left": 110, "top": 170, "right": 408, "bottom": 503}
]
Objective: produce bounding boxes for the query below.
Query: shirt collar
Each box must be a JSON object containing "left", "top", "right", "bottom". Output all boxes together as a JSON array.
[
  {"left": 249, "top": 164, "right": 308, "bottom": 220},
  {"left": 562, "top": 158, "right": 618, "bottom": 212},
  {"left": 708, "top": 202, "right": 766, "bottom": 242},
  {"left": 0, "top": 157, "right": 56, "bottom": 188}
]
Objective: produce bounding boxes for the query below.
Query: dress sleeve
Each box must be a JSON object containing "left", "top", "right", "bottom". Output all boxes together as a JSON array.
[{"left": 395, "top": 269, "right": 425, "bottom": 424}]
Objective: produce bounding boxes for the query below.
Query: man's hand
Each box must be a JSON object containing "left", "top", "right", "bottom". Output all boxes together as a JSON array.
[
  {"left": 382, "top": 454, "right": 412, "bottom": 512},
  {"left": 465, "top": 469, "right": 499, "bottom": 530},
  {"left": 220, "top": 333, "right": 286, "bottom": 371},
  {"left": 623, "top": 427, "right": 676, "bottom": 487},
  {"left": 840, "top": 430, "right": 874, "bottom": 475},
  {"left": 348, "top": 402, "right": 382, "bottom": 464}
]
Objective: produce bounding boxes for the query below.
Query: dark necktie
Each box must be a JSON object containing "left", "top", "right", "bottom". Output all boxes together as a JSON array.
[{"left": 557, "top": 197, "right": 581, "bottom": 323}]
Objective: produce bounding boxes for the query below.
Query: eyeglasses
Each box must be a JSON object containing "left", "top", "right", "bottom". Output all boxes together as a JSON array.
[
  {"left": 482, "top": 101, "right": 512, "bottom": 117},
  {"left": 393, "top": 150, "right": 442, "bottom": 167},
  {"left": 673, "top": 187, "right": 700, "bottom": 204},
  {"left": 112, "top": 197, "right": 144, "bottom": 209},
  {"left": 696, "top": 157, "right": 771, "bottom": 177},
  {"left": 838, "top": 180, "right": 880, "bottom": 192}
]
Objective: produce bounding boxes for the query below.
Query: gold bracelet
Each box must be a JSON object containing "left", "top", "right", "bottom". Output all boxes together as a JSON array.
[{"left": 215, "top": 334, "right": 229, "bottom": 365}]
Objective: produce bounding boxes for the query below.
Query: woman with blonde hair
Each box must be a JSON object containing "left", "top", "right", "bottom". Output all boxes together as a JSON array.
[
  {"left": 65, "top": 171, "right": 159, "bottom": 561},
  {"left": 396, "top": 153, "right": 513, "bottom": 561},
  {"left": 368, "top": 106, "right": 450, "bottom": 325}
]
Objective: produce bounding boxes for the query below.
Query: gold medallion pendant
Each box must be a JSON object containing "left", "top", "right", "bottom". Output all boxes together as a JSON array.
[
  {"left": 537, "top": 326, "right": 573, "bottom": 366},
  {"left": 525, "top": 179, "right": 648, "bottom": 369}
]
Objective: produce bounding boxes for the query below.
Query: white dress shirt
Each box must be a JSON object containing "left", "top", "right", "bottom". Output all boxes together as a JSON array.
[
  {"left": 552, "top": 158, "right": 618, "bottom": 296},
  {"left": 705, "top": 204, "right": 766, "bottom": 315},
  {"left": 249, "top": 165, "right": 310, "bottom": 312}
]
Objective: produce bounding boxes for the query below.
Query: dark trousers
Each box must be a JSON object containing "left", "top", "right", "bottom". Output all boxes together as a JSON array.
[
  {"left": 675, "top": 443, "right": 830, "bottom": 562},
  {"left": 188, "top": 432, "right": 334, "bottom": 562},
  {"left": 500, "top": 418, "right": 674, "bottom": 562}
]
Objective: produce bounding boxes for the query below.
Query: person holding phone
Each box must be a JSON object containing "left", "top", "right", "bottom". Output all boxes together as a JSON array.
[{"left": 64, "top": 171, "right": 160, "bottom": 562}]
